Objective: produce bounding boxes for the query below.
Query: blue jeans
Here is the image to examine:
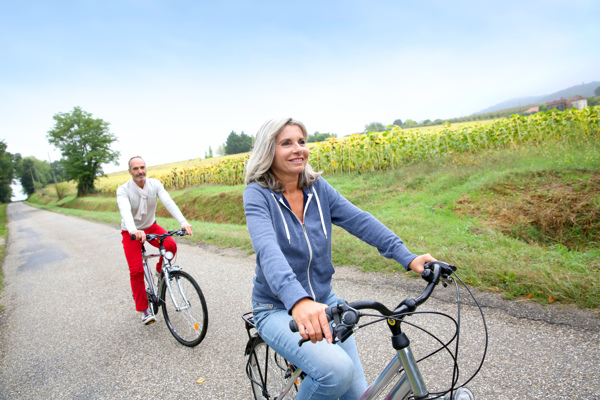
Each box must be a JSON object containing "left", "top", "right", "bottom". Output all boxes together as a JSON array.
[{"left": 252, "top": 292, "right": 368, "bottom": 400}]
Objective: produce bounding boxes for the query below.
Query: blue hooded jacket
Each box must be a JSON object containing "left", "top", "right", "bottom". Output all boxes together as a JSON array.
[{"left": 243, "top": 177, "right": 417, "bottom": 313}]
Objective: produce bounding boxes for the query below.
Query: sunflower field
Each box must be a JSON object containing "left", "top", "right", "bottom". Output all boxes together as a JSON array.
[{"left": 100, "top": 107, "right": 599, "bottom": 194}]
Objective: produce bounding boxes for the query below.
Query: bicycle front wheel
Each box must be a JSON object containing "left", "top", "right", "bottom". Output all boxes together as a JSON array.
[
  {"left": 160, "top": 270, "right": 208, "bottom": 347},
  {"left": 246, "top": 336, "right": 301, "bottom": 399}
]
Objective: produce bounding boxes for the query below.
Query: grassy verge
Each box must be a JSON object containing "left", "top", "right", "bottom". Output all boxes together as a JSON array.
[{"left": 25, "top": 138, "right": 600, "bottom": 310}]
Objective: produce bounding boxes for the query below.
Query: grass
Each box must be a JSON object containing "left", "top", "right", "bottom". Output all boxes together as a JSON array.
[
  {"left": 24, "top": 137, "right": 600, "bottom": 311},
  {"left": 0, "top": 203, "right": 7, "bottom": 306}
]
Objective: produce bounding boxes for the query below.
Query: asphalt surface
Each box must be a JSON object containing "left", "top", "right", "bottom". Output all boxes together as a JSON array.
[{"left": 1, "top": 202, "right": 599, "bottom": 400}]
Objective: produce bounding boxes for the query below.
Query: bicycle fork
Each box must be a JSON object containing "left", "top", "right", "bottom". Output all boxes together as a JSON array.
[{"left": 162, "top": 269, "right": 191, "bottom": 312}]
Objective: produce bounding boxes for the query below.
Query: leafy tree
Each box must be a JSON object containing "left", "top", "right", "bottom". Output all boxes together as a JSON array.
[
  {"left": 47, "top": 107, "right": 120, "bottom": 196},
  {"left": 595, "top": 86, "right": 600, "bottom": 96},
  {"left": 392, "top": 119, "right": 403, "bottom": 127},
  {"left": 364, "top": 122, "right": 386, "bottom": 133},
  {"left": 0, "top": 140, "right": 18, "bottom": 203},
  {"left": 307, "top": 132, "right": 337, "bottom": 143},
  {"left": 204, "top": 146, "right": 214, "bottom": 159},
  {"left": 54, "top": 182, "right": 69, "bottom": 200},
  {"left": 17, "top": 157, "right": 52, "bottom": 196},
  {"left": 402, "top": 119, "right": 418, "bottom": 129},
  {"left": 50, "top": 160, "right": 71, "bottom": 182},
  {"left": 587, "top": 96, "right": 600, "bottom": 107},
  {"left": 215, "top": 145, "right": 225, "bottom": 157},
  {"left": 539, "top": 104, "right": 548, "bottom": 112},
  {"left": 224, "top": 131, "right": 253, "bottom": 155}
]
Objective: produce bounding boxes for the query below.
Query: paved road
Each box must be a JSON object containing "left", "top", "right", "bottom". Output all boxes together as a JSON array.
[{"left": 1, "top": 202, "right": 599, "bottom": 400}]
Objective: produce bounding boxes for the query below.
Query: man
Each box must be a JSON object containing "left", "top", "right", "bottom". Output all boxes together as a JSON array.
[{"left": 117, "top": 156, "right": 193, "bottom": 324}]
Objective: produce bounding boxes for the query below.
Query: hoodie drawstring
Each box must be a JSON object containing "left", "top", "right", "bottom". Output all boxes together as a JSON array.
[
  {"left": 312, "top": 190, "right": 328, "bottom": 239},
  {"left": 271, "top": 193, "right": 291, "bottom": 244},
  {"left": 271, "top": 188, "right": 327, "bottom": 243}
]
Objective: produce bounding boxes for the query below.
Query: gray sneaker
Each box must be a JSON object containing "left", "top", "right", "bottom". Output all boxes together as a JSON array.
[{"left": 142, "top": 308, "right": 155, "bottom": 325}]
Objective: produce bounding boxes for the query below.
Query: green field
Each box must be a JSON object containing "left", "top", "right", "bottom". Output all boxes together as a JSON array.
[{"left": 25, "top": 133, "right": 600, "bottom": 311}]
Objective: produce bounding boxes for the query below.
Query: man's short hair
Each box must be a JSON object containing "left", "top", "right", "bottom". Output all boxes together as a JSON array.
[{"left": 128, "top": 156, "right": 145, "bottom": 170}]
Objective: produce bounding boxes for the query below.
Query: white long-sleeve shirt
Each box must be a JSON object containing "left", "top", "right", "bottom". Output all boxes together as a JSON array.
[{"left": 116, "top": 178, "right": 188, "bottom": 233}]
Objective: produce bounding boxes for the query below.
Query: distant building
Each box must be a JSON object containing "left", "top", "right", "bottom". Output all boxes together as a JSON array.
[
  {"left": 569, "top": 95, "right": 588, "bottom": 110},
  {"left": 544, "top": 96, "right": 588, "bottom": 111},
  {"left": 546, "top": 99, "right": 568, "bottom": 111},
  {"left": 523, "top": 106, "right": 539, "bottom": 115}
]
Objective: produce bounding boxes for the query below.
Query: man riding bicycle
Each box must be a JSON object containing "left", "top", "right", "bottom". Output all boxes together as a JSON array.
[{"left": 117, "top": 156, "right": 193, "bottom": 325}]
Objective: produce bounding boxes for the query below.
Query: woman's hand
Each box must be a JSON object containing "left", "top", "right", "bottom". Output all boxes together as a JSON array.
[
  {"left": 407, "top": 253, "right": 437, "bottom": 275},
  {"left": 291, "top": 298, "right": 333, "bottom": 344}
]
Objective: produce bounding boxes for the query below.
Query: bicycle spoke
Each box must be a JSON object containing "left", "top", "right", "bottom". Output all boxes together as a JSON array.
[{"left": 161, "top": 271, "right": 208, "bottom": 347}]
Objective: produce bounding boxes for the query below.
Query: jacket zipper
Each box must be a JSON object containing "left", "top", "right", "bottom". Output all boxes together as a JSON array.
[{"left": 278, "top": 194, "right": 316, "bottom": 300}]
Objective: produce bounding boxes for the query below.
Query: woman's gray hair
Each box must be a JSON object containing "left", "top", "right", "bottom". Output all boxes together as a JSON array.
[{"left": 245, "top": 118, "right": 321, "bottom": 191}]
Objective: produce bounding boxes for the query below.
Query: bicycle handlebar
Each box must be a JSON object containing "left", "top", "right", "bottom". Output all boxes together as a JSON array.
[
  {"left": 130, "top": 229, "right": 188, "bottom": 241},
  {"left": 289, "top": 261, "right": 456, "bottom": 345}
]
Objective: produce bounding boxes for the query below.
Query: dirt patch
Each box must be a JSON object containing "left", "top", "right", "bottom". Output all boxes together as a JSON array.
[{"left": 454, "top": 170, "right": 600, "bottom": 250}]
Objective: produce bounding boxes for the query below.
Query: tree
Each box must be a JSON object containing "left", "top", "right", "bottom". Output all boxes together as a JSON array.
[
  {"left": 204, "top": 146, "right": 214, "bottom": 159},
  {"left": 392, "top": 119, "right": 403, "bottom": 127},
  {"left": 224, "top": 131, "right": 253, "bottom": 155},
  {"left": 47, "top": 107, "right": 120, "bottom": 196},
  {"left": 0, "top": 140, "right": 18, "bottom": 203},
  {"left": 364, "top": 122, "right": 386, "bottom": 133},
  {"left": 50, "top": 160, "right": 71, "bottom": 182},
  {"left": 587, "top": 96, "right": 600, "bottom": 107},
  {"left": 17, "top": 157, "right": 53, "bottom": 196},
  {"left": 539, "top": 104, "right": 548, "bottom": 112},
  {"left": 595, "top": 86, "right": 600, "bottom": 96},
  {"left": 402, "top": 119, "right": 418, "bottom": 129},
  {"left": 307, "top": 132, "right": 337, "bottom": 143}
]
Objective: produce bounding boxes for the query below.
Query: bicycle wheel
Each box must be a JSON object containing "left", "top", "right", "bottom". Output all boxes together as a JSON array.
[
  {"left": 160, "top": 270, "right": 208, "bottom": 347},
  {"left": 245, "top": 336, "right": 301, "bottom": 399}
]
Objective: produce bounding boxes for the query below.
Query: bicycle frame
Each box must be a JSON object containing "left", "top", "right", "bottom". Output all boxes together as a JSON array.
[
  {"left": 359, "top": 343, "right": 426, "bottom": 400},
  {"left": 141, "top": 237, "right": 188, "bottom": 312}
]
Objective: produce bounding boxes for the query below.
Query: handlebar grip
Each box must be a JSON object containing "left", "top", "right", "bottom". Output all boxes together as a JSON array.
[
  {"left": 289, "top": 308, "right": 334, "bottom": 333},
  {"left": 130, "top": 234, "right": 136, "bottom": 240}
]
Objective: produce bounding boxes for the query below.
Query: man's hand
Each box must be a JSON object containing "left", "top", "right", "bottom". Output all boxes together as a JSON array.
[
  {"left": 132, "top": 230, "right": 146, "bottom": 243},
  {"left": 291, "top": 298, "right": 332, "bottom": 344},
  {"left": 182, "top": 223, "right": 193, "bottom": 236},
  {"left": 407, "top": 253, "right": 437, "bottom": 275}
]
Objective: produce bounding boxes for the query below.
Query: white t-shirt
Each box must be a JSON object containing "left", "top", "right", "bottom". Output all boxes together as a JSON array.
[{"left": 116, "top": 178, "right": 188, "bottom": 233}]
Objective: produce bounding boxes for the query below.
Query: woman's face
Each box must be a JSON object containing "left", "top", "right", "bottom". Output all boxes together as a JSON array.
[{"left": 271, "top": 124, "right": 309, "bottom": 181}]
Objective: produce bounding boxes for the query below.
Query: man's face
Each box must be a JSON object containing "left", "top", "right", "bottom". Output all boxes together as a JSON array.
[{"left": 129, "top": 158, "right": 146, "bottom": 183}]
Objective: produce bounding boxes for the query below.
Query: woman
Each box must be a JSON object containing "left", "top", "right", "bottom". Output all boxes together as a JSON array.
[{"left": 244, "top": 118, "right": 436, "bottom": 399}]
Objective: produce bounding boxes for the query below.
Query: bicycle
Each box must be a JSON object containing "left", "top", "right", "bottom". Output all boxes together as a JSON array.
[
  {"left": 133, "top": 229, "right": 208, "bottom": 347},
  {"left": 243, "top": 261, "right": 488, "bottom": 399}
]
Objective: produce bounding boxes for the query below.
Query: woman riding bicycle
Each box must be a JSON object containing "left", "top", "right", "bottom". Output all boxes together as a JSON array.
[{"left": 243, "top": 118, "right": 437, "bottom": 399}]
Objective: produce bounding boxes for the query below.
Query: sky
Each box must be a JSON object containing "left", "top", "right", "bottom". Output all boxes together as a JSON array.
[{"left": 2, "top": 0, "right": 599, "bottom": 200}]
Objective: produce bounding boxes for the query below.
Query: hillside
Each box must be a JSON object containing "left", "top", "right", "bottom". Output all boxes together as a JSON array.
[
  {"left": 476, "top": 81, "right": 600, "bottom": 114},
  {"left": 23, "top": 109, "right": 600, "bottom": 311}
]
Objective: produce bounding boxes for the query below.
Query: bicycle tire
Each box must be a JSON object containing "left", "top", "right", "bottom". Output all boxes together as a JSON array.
[
  {"left": 160, "top": 270, "right": 208, "bottom": 347},
  {"left": 245, "top": 336, "right": 301, "bottom": 400}
]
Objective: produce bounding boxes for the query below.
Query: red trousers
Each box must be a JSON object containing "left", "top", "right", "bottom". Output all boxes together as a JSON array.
[{"left": 121, "top": 223, "right": 177, "bottom": 312}]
